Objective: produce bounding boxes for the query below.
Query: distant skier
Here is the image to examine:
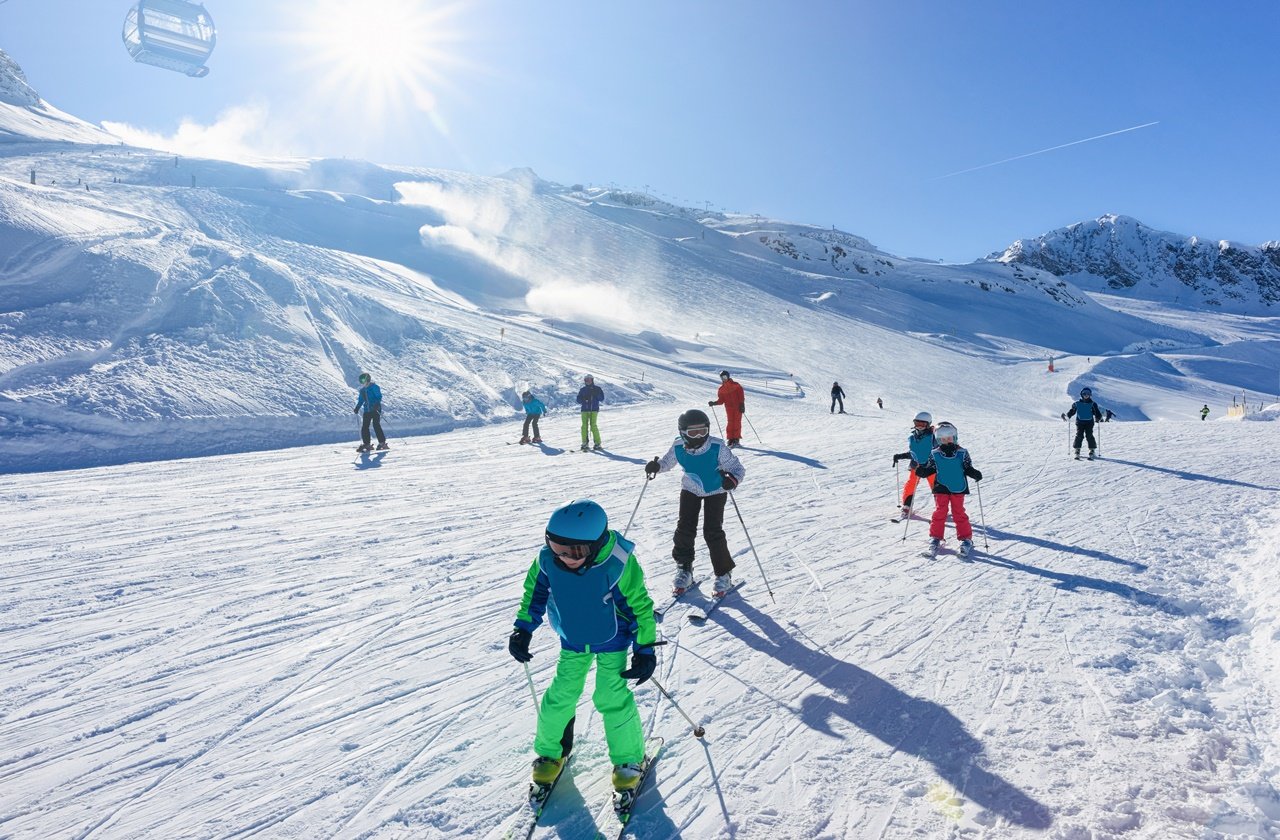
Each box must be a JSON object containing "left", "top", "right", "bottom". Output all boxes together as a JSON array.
[
  {"left": 892, "top": 411, "right": 937, "bottom": 519},
  {"left": 709, "top": 370, "right": 746, "bottom": 446},
  {"left": 1200, "top": 404, "right": 1210, "bottom": 421},
  {"left": 831, "top": 382, "right": 846, "bottom": 414},
  {"left": 520, "top": 391, "right": 546, "bottom": 444},
  {"left": 877, "top": 397, "right": 884, "bottom": 410},
  {"left": 507, "top": 499, "right": 657, "bottom": 797},
  {"left": 644, "top": 409, "right": 746, "bottom": 598},
  {"left": 1062, "top": 387, "right": 1107, "bottom": 459},
  {"left": 353, "top": 372, "right": 388, "bottom": 452},
  {"left": 913, "top": 422, "right": 983, "bottom": 558},
  {"left": 577, "top": 375, "right": 605, "bottom": 451}
]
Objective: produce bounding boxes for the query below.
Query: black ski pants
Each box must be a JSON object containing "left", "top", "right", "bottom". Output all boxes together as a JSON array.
[
  {"left": 831, "top": 394, "right": 844, "bottom": 413},
  {"left": 673, "top": 489, "right": 734, "bottom": 576},
  {"left": 361, "top": 409, "right": 386, "bottom": 446},
  {"left": 1073, "top": 420, "right": 1097, "bottom": 451},
  {"left": 522, "top": 415, "right": 541, "bottom": 439}
]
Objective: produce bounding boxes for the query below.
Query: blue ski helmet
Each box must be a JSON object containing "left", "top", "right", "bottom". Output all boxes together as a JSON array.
[
  {"left": 545, "top": 499, "right": 609, "bottom": 560},
  {"left": 358, "top": 372, "right": 371, "bottom": 384}
]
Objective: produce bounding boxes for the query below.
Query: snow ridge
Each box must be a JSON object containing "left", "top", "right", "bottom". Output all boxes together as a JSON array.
[{"left": 991, "top": 214, "right": 1280, "bottom": 312}]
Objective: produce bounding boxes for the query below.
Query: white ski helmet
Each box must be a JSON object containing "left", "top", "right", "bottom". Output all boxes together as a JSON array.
[
  {"left": 913, "top": 411, "right": 932, "bottom": 424},
  {"left": 935, "top": 422, "right": 958, "bottom": 443}
]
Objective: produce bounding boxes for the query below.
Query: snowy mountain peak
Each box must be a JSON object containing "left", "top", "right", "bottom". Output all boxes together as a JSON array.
[
  {"left": 990, "top": 214, "right": 1280, "bottom": 312},
  {"left": 0, "top": 48, "right": 41, "bottom": 106}
]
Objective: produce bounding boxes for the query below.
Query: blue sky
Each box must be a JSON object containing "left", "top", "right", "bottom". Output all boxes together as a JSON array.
[{"left": 2, "top": 0, "right": 1277, "bottom": 261}]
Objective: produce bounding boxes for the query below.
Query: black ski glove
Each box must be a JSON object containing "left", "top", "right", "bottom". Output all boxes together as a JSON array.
[
  {"left": 707, "top": 400, "right": 716, "bottom": 407},
  {"left": 739, "top": 404, "right": 746, "bottom": 414},
  {"left": 644, "top": 458, "right": 661, "bottom": 478},
  {"left": 1060, "top": 413, "right": 1067, "bottom": 421},
  {"left": 720, "top": 470, "right": 739, "bottom": 491},
  {"left": 508, "top": 629, "right": 533, "bottom": 663},
  {"left": 915, "top": 465, "right": 932, "bottom": 478},
  {"left": 892, "top": 454, "right": 902, "bottom": 465},
  {"left": 967, "top": 468, "right": 983, "bottom": 481},
  {"left": 619, "top": 649, "right": 656, "bottom": 685},
  {"left": 353, "top": 407, "right": 360, "bottom": 415}
]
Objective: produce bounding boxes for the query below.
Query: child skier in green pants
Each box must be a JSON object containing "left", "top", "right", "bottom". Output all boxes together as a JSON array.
[{"left": 507, "top": 499, "right": 657, "bottom": 793}]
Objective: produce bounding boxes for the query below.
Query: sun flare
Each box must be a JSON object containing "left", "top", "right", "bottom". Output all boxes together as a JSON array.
[{"left": 289, "top": 0, "right": 468, "bottom": 131}]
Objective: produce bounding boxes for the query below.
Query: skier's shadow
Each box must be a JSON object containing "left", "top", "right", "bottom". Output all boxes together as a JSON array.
[
  {"left": 592, "top": 450, "right": 647, "bottom": 466},
  {"left": 982, "top": 526, "right": 1146, "bottom": 571},
  {"left": 1103, "top": 457, "right": 1280, "bottom": 492},
  {"left": 353, "top": 452, "right": 387, "bottom": 470},
  {"left": 709, "top": 601, "right": 1052, "bottom": 830},
  {"left": 736, "top": 447, "right": 828, "bottom": 469},
  {"left": 972, "top": 551, "right": 1187, "bottom": 616},
  {"left": 535, "top": 443, "right": 565, "bottom": 455}
]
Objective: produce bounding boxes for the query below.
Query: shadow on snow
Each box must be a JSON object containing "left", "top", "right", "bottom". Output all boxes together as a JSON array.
[
  {"left": 1104, "top": 457, "right": 1280, "bottom": 492},
  {"left": 983, "top": 526, "right": 1147, "bottom": 572},
  {"left": 972, "top": 551, "right": 1188, "bottom": 616},
  {"left": 704, "top": 600, "right": 1053, "bottom": 830},
  {"left": 736, "top": 446, "right": 828, "bottom": 470}
]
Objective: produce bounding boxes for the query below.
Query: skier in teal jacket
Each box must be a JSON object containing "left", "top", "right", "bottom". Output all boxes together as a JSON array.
[
  {"left": 520, "top": 391, "right": 546, "bottom": 444},
  {"left": 508, "top": 499, "right": 656, "bottom": 795}
]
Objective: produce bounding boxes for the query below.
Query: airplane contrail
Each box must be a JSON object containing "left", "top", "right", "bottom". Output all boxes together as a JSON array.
[{"left": 936, "top": 121, "right": 1160, "bottom": 179}]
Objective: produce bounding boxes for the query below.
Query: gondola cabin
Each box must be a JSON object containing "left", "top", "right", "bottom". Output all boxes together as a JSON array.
[{"left": 122, "top": 0, "right": 216, "bottom": 78}]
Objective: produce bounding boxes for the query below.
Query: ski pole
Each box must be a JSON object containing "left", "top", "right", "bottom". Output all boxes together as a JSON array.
[
  {"left": 975, "top": 481, "right": 989, "bottom": 551},
  {"left": 727, "top": 491, "right": 775, "bottom": 603},
  {"left": 744, "top": 413, "right": 763, "bottom": 445},
  {"left": 894, "top": 461, "right": 902, "bottom": 508},
  {"left": 711, "top": 404, "right": 724, "bottom": 438},
  {"left": 622, "top": 472, "right": 652, "bottom": 537},
  {"left": 650, "top": 677, "right": 705, "bottom": 739},
  {"left": 522, "top": 662, "right": 540, "bottom": 721},
  {"left": 1097, "top": 421, "right": 1103, "bottom": 456}
]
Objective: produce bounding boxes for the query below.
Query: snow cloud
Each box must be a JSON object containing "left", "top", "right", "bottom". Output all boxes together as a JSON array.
[
  {"left": 102, "top": 104, "right": 294, "bottom": 162},
  {"left": 397, "top": 178, "right": 649, "bottom": 328}
]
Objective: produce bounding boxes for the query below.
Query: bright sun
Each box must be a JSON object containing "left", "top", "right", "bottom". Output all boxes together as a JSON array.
[{"left": 290, "top": 0, "right": 467, "bottom": 131}]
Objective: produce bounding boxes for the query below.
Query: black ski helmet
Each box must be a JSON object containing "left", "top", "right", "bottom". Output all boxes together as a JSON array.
[
  {"left": 1080, "top": 387, "right": 1092, "bottom": 399},
  {"left": 719, "top": 370, "right": 731, "bottom": 379},
  {"left": 678, "top": 408, "right": 712, "bottom": 446}
]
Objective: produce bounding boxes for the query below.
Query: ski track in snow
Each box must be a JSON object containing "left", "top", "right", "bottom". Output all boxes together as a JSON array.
[{"left": 2, "top": 399, "right": 1279, "bottom": 840}]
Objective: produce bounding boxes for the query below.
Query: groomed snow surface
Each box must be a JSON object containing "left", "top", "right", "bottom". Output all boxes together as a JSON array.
[{"left": 4, "top": 400, "right": 1280, "bottom": 839}]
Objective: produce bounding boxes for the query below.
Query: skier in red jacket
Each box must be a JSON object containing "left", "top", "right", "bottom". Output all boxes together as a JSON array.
[{"left": 709, "top": 370, "right": 746, "bottom": 447}]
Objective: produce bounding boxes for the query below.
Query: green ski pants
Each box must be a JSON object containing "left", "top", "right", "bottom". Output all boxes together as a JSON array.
[
  {"left": 535, "top": 649, "right": 643, "bottom": 765},
  {"left": 580, "top": 411, "right": 601, "bottom": 446}
]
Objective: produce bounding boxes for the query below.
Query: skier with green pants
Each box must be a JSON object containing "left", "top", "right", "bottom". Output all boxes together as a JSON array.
[
  {"left": 508, "top": 499, "right": 657, "bottom": 794},
  {"left": 576, "top": 375, "right": 605, "bottom": 451}
]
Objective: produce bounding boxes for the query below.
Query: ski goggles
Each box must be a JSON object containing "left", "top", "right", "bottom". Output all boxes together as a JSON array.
[
  {"left": 681, "top": 424, "right": 710, "bottom": 439},
  {"left": 913, "top": 419, "right": 930, "bottom": 427},
  {"left": 546, "top": 538, "right": 595, "bottom": 562}
]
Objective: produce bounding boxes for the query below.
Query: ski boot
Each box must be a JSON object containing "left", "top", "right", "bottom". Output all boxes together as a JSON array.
[
  {"left": 925, "top": 538, "right": 942, "bottom": 558},
  {"left": 592, "top": 443, "right": 603, "bottom": 451},
  {"left": 519, "top": 435, "right": 531, "bottom": 445},
  {"left": 375, "top": 442, "right": 390, "bottom": 451},
  {"left": 1073, "top": 448, "right": 1081, "bottom": 460},
  {"left": 958, "top": 539, "right": 974, "bottom": 558},
  {"left": 531, "top": 437, "right": 543, "bottom": 444},
  {"left": 355, "top": 443, "right": 372, "bottom": 453},
  {"left": 899, "top": 504, "right": 911, "bottom": 520},
  {"left": 672, "top": 567, "right": 695, "bottom": 595},
  {"left": 612, "top": 762, "right": 644, "bottom": 792},
  {"left": 531, "top": 756, "right": 565, "bottom": 786},
  {"left": 713, "top": 572, "right": 734, "bottom": 598},
  {"left": 580, "top": 443, "right": 590, "bottom": 452},
  {"left": 1087, "top": 449, "right": 1096, "bottom": 460}
]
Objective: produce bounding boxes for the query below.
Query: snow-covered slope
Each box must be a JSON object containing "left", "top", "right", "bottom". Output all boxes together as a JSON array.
[
  {"left": 0, "top": 49, "right": 120, "bottom": 145},
  {"left": 990, "top": 214, "right": 1280, "bottom": 313},
  {"left": 0, "top": 48, "right": 1275, "bottom": 476},
  {"left": 3, "top": 404, "right": 1279, "bottom": 839}
]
